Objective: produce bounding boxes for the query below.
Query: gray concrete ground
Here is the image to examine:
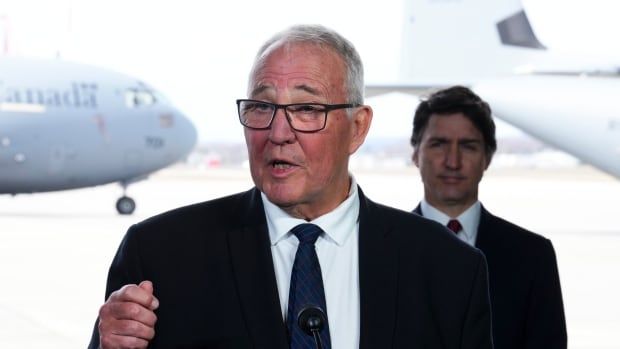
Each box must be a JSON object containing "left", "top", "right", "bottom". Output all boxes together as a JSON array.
[{"left": 0, "top": 165, "right": 618, "bottom": 348}]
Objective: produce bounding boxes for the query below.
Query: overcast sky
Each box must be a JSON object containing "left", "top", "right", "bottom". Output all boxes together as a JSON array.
[{"left": 2, "top": 0, "right": 619, "bottom": 142}]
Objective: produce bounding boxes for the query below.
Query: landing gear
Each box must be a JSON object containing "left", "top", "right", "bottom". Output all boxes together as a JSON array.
[
  {"left": 116, "top": 181, "right": 136, "bottom": 215},
  {"left": 116, "top": 195, "right": 136, "bottom": 215}
]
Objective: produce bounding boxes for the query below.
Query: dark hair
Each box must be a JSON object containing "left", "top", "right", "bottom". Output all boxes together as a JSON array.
[{"left": 410, "top": 86, "right": 496, "bottom": 159}]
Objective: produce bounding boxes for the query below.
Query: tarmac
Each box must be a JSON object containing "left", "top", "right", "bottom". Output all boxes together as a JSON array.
[{"left": 0, "top": 165, "right": 618, "bottom": 348}]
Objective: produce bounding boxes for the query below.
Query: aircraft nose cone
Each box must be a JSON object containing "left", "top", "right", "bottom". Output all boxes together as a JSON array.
[
  {"left": 174, "top": 110, "right": 198, "bottom": 158},
  {"left": 156, "top": 105, "right": 198, "bottom": 165}
]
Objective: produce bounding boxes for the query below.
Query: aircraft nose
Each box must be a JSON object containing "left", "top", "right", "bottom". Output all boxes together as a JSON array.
[
  {"left": 172, "top": 109, "right": 198, "bottom": 157},
  {"left": 154, "top": 105, "right": 198, "bottom": 165}
]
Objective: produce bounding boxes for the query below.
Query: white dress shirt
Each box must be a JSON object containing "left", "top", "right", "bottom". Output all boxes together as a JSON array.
[
  {"left": 420, "top": 199, "right": 481, "bottom": 246},
  {"left": 262, "top": 176, "right": 360, "bottom": 349}
]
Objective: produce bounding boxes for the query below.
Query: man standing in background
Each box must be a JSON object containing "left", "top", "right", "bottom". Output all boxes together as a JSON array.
[{"left": 411, "top": 85, "right": 567, "bottom": 348}]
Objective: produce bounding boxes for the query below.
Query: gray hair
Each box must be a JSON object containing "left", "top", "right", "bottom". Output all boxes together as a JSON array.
[{"left": 250, "top": 24, "right": 364, "bottom": 105}]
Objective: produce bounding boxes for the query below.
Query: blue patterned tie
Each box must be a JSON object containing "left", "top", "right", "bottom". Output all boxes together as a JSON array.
[{"left": 287, "top": 223, "right": 332, "bottom": 349}]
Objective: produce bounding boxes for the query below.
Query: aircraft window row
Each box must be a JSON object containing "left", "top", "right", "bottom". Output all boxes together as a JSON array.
[{"left": 125, "top": 89, "right": 157, "bottom": 108}]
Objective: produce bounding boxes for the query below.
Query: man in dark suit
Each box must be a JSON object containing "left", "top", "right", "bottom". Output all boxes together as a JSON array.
[
  {"left": 89, "top": 26, "right": 493, "bottom": 349},
  {"left": 411, "top": 86, "right": 567, "bottom": 348}
]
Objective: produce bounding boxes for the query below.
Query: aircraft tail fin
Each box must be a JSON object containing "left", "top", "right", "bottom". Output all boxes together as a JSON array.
[
  {"left": 391, "top": 0, "right": 550, "bottom": 87},
  {"left": 496, "top": 9, "right": 546, "bottom": 49}
]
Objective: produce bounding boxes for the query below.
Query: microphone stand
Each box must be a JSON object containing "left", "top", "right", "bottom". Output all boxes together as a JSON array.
[{"left": 310, "top": 328, "right": 324, "bottom": 349}]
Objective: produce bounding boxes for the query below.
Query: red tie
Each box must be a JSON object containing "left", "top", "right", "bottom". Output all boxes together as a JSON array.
[{"left": 447, "top": 219, "right": 462, "bottom": 234}]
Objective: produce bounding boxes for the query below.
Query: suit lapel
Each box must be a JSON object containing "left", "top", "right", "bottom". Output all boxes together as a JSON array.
[
  {"left": 227, "top": 188, "right": 288, "bottom": 349},
  {"left": 474, "top": 206, "right": 493, "bottom": 250},
  {"left": 358, "top": 188, "right": 398, "bottom": 349},
  {"left": 413, "top": 204, "right": 422, "bottom": 216}
]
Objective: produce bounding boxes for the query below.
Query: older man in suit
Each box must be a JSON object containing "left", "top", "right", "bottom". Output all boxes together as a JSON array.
[
  {"left": 411, "top": 86, "right": 567, "bottom": 349},
  {"left": 89, "top": 26, "right": 493, "bottom": 349}
]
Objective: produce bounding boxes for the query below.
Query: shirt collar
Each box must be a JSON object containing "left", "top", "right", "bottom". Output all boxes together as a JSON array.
[
  {"left": 262, "top": 175, "right": 360, "bottom": 247},
  {"left": 420, "top": 199, "right": 481, "bottom": 241}
]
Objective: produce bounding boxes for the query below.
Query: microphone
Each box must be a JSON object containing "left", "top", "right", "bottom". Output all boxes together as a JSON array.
[{"left": 297, "top": 306, "right": 327, "bottom": 349}]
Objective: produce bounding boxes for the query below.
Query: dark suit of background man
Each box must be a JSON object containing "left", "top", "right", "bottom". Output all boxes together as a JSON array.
[
  {"left": 410, "top": 86, "right": 567, "bottom": 349},
  {"left": 89, "top": 26, "right": 493, "bottom": 349}
]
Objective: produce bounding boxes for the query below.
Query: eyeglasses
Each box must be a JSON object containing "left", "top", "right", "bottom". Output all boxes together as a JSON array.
[{"left": 236, "top": 99, "right": 360, "bottom": 133}]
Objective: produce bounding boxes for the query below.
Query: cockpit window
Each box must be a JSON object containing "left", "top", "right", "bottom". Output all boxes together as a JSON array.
[{"left": 125, "top": 88, "right": 157, "bottom": 108}]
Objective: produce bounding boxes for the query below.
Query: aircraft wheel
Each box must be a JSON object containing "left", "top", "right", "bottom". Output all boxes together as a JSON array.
[{"left": 116, "top": 196, "right": 136, "bottom": 215}]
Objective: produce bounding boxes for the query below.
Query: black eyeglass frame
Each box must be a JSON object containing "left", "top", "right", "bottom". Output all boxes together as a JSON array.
[{"left": 236, "top": 99, "right": 361, "bottom": 133}]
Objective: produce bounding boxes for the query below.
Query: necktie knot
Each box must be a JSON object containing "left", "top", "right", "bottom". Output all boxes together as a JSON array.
[
  {"left": 291, "top": 223, "right": 323, "bottom": 244},
  {"left": 447, "top": 219, "right": 462, "bottom": 234}
]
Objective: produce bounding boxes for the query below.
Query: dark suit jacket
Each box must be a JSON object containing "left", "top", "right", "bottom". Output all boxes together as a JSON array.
[
  {"left": 89, "top": 187, "right": 493, "bottom": 349},
  {"left": 414, "top": 204, "right": 567, "bottom": 349}
]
